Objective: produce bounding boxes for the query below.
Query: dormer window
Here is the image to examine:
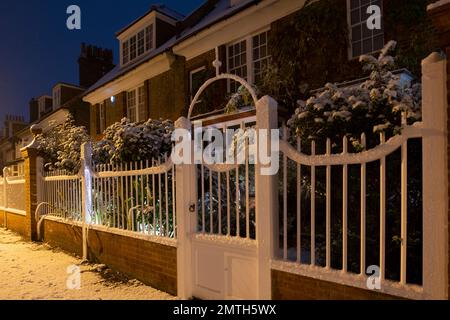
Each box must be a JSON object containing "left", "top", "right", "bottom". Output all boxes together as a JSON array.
[{"left": 122, "top": 24, "right": 154, "bottom": 65}]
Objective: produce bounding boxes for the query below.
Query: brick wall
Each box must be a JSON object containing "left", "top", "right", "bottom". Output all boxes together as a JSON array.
[
  {"left": 0, "top": 211, "right": 27, "bottom": 237},
  {"left": 41, "top": 218, "right": 177, "bottom": 295},
  {"left": 271, "top": 270, "right": 400, "bottom": 300},
  {"left": 149, "top": 55, "right": 187, "bottom": 120}
]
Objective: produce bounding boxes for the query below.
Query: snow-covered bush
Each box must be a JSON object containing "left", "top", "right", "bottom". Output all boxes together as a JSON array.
[
  {"left": 36, "top": 116, "right": 90, "bottom": 172},
  {"left": 225, "top": 85, "right": 258, "bottom": 114},
  {"left": 92, "top": 118, "right": 174, "bottom": 165},
  {"left": 287, "top": 41, "right": 422, "bottom": 150}
]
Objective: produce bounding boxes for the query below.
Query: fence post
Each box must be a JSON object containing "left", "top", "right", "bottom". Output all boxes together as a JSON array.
[
  {"left": 80, "top": 142, "right": 93, "bottom": 261},
  {"left": 255, "top": 95, "right": 279, "bottom": 300},
  {"left": 2, "top": 167, "right": 8, "bottom": 228},
  {"left": 174, "top": 117, "right": 197, "bottom": 299},
  {"left": 20, "top": 125, "right": 42, "bottom": 241},
  {"left": 421, "top": 52, "right": 449, "bottom": 300}
]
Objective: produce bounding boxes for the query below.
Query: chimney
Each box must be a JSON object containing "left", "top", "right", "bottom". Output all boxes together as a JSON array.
[{"left": 78, "top": 43, "right": 115, "bottom": 88}]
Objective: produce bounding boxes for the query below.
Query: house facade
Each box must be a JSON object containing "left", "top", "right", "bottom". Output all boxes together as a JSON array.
[{"left": 83, "top": 0, "right": 437, "bottom": 139}]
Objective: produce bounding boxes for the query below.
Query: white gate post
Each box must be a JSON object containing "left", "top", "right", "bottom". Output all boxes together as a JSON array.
[
  {"left": 255, "top": 96, "right": 279, "bottom": 300},
  {"left": 422, "top": 52, "right": 449, "bottom": 300},
  {"left": 175, "top": 117, "right": 197, "bottom": 299},
  {"left": 80, "top": 142, "right": 93, "bottom": 261}
]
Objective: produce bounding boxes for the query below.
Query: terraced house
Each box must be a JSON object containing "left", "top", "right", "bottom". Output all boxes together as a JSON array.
[{"left": 83, "top": 0, "right": 436, "bottom": 139}]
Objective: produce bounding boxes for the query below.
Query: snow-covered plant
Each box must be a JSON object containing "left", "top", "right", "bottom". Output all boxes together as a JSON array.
[
  {"left": 287, "top": 41, "right": 422, "bottom": 150},
  {"left": 225, "top": 85, "right": 258, "bottom": 114},
  {"left": 36, "top": 115, "right": 90, "bottom": 172},
  {"left": 92, "top": 118, "right": 174, "bottom": 164}
]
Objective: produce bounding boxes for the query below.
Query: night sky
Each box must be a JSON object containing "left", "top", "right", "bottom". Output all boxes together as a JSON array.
[{"left": 0, "top": 0, "right": 204, "bottom": 123}]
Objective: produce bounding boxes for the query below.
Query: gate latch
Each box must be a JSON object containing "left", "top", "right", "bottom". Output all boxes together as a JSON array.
[{"left": 189, "top": 203, "right": 196, "bottom": 213}]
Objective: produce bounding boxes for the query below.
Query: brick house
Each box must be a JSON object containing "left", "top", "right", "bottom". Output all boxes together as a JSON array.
[{"left": 83, "top": 0, "right": 438, "bottom": 139}]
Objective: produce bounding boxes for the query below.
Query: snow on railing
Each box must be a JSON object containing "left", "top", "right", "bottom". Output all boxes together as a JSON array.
[
  {"left": 41, "top": 169, "right": 83, "bottom": 221},
  {"left": 91, "top": 157, "right": 176, "bottom": 238},
  {"left": 276, "top": 116, "right": 424, "bottom": 296},
  {"left": 196, "top": 121, "right": 256, "bottom": 240},
  {"left": 40, "top": 155, "right": 177, "bottom": 239}
]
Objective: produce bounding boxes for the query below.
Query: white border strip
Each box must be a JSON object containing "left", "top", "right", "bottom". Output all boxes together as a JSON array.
[
  {"left": 271, "top": 260, "right": 424, "bottom": 300},
  {"left": 0, "top": 207, "right": 26, "bottom": 216}
]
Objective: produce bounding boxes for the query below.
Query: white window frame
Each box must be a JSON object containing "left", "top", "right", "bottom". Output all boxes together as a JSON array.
[
  {"left": 226, "top": 27, "right": 270, "bottom": 93},
  {"left": 127, "top": 85, "right": 145, "bottom": 123},
  {"left": 122, "top": 24, "right": 155, "bottom": 66},
  {"left": 347, "top": 0, "right": 385, "bottom": 59},
  {"left": 190, "top": 66, "right": 207, "bottom": 103},
  {"left": 99, "top": 102, "right": 106, "bottom": 133}
]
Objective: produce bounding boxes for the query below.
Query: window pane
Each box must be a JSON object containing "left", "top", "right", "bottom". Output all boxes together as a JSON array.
[
  {"left": 352, "top": 25, "right": 361, "bottom": 41},
  {"left": 190, "top": 68, "right": 207, "bottom": 100},
  {"left": 362, "top": 24, "right": 372, "bottom": 39},
  {"left": 352, "top": 41, "right": 362, "bottom": 57},
  {"left": 252, "top": 31, "right": 270, "bottom": 85},
  {"left": 130, "top": 36, "right": 136, "bottom": 61},
  {"left": 123, "top": 40, "right": 129, "bottom": 64},
  {"left": 138, "top": 30, "right": 145, "bottom": 56},
  {"left": 349, "top": 0, "right": 384, "bottom": 57},
  {"left": 350, "top": 9, "right": 360, "bottom": 25},
  {"left": 362, "top": 38, "right": 372, "bottom": 54},
  {"left": 146, "top": 24, "right": 154, "bottom": 51},
  {"left": 373, "top": 34, "right": 384, "bottom": 51},
  {"left": 350, "top": 0, "right": 359, "bottom": 9}
]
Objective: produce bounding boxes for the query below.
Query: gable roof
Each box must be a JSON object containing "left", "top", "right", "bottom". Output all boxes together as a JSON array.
[
  {"left": 84, "top": 0, "right": 260, "bottom": 98},
  {"left": 116, "top": 4, "right": 185, "bottom": 37}
]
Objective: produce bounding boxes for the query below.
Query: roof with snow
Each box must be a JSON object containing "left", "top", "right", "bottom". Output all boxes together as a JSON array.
[
  {"left": 85, "top": 0, "right": 260, "bottom": 97},
  {"left": 116, "top": 4, "right": 186, "bottom": 37}
]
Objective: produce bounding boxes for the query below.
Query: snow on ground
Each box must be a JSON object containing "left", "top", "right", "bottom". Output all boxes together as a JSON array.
[{"left": 0, "top": 228, "right": 176, "bottom": 300}]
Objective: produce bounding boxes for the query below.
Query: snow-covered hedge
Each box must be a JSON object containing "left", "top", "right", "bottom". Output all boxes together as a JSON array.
[
  {"left": 36, "top": 116, "right": 90, "bottom": 172},
  {"left": 92, "top": 118, "right": 174, "bottom": 165},
  {"left": 287, "top": 41, "right": 422, "bottom": 150},
  {"left": 36, "top": 116, "right": 175, "bottom": 171}
]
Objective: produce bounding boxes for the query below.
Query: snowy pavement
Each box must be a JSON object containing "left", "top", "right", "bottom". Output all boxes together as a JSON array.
[{"left": 0, "top": 228, "right": 176, "bottom": 300}]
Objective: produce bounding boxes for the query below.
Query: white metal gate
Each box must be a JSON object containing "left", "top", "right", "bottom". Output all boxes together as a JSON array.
[{"left": 191, "top": 115, "right": 259, "bottom": 300}]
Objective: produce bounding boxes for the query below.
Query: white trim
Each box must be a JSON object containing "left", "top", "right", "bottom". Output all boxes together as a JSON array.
[
  {"left": 271, "top": 260, "right": 425, "bottom": 300},
  {"left": 0, "top": 207, "right": 26, "bottom": 216}
]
